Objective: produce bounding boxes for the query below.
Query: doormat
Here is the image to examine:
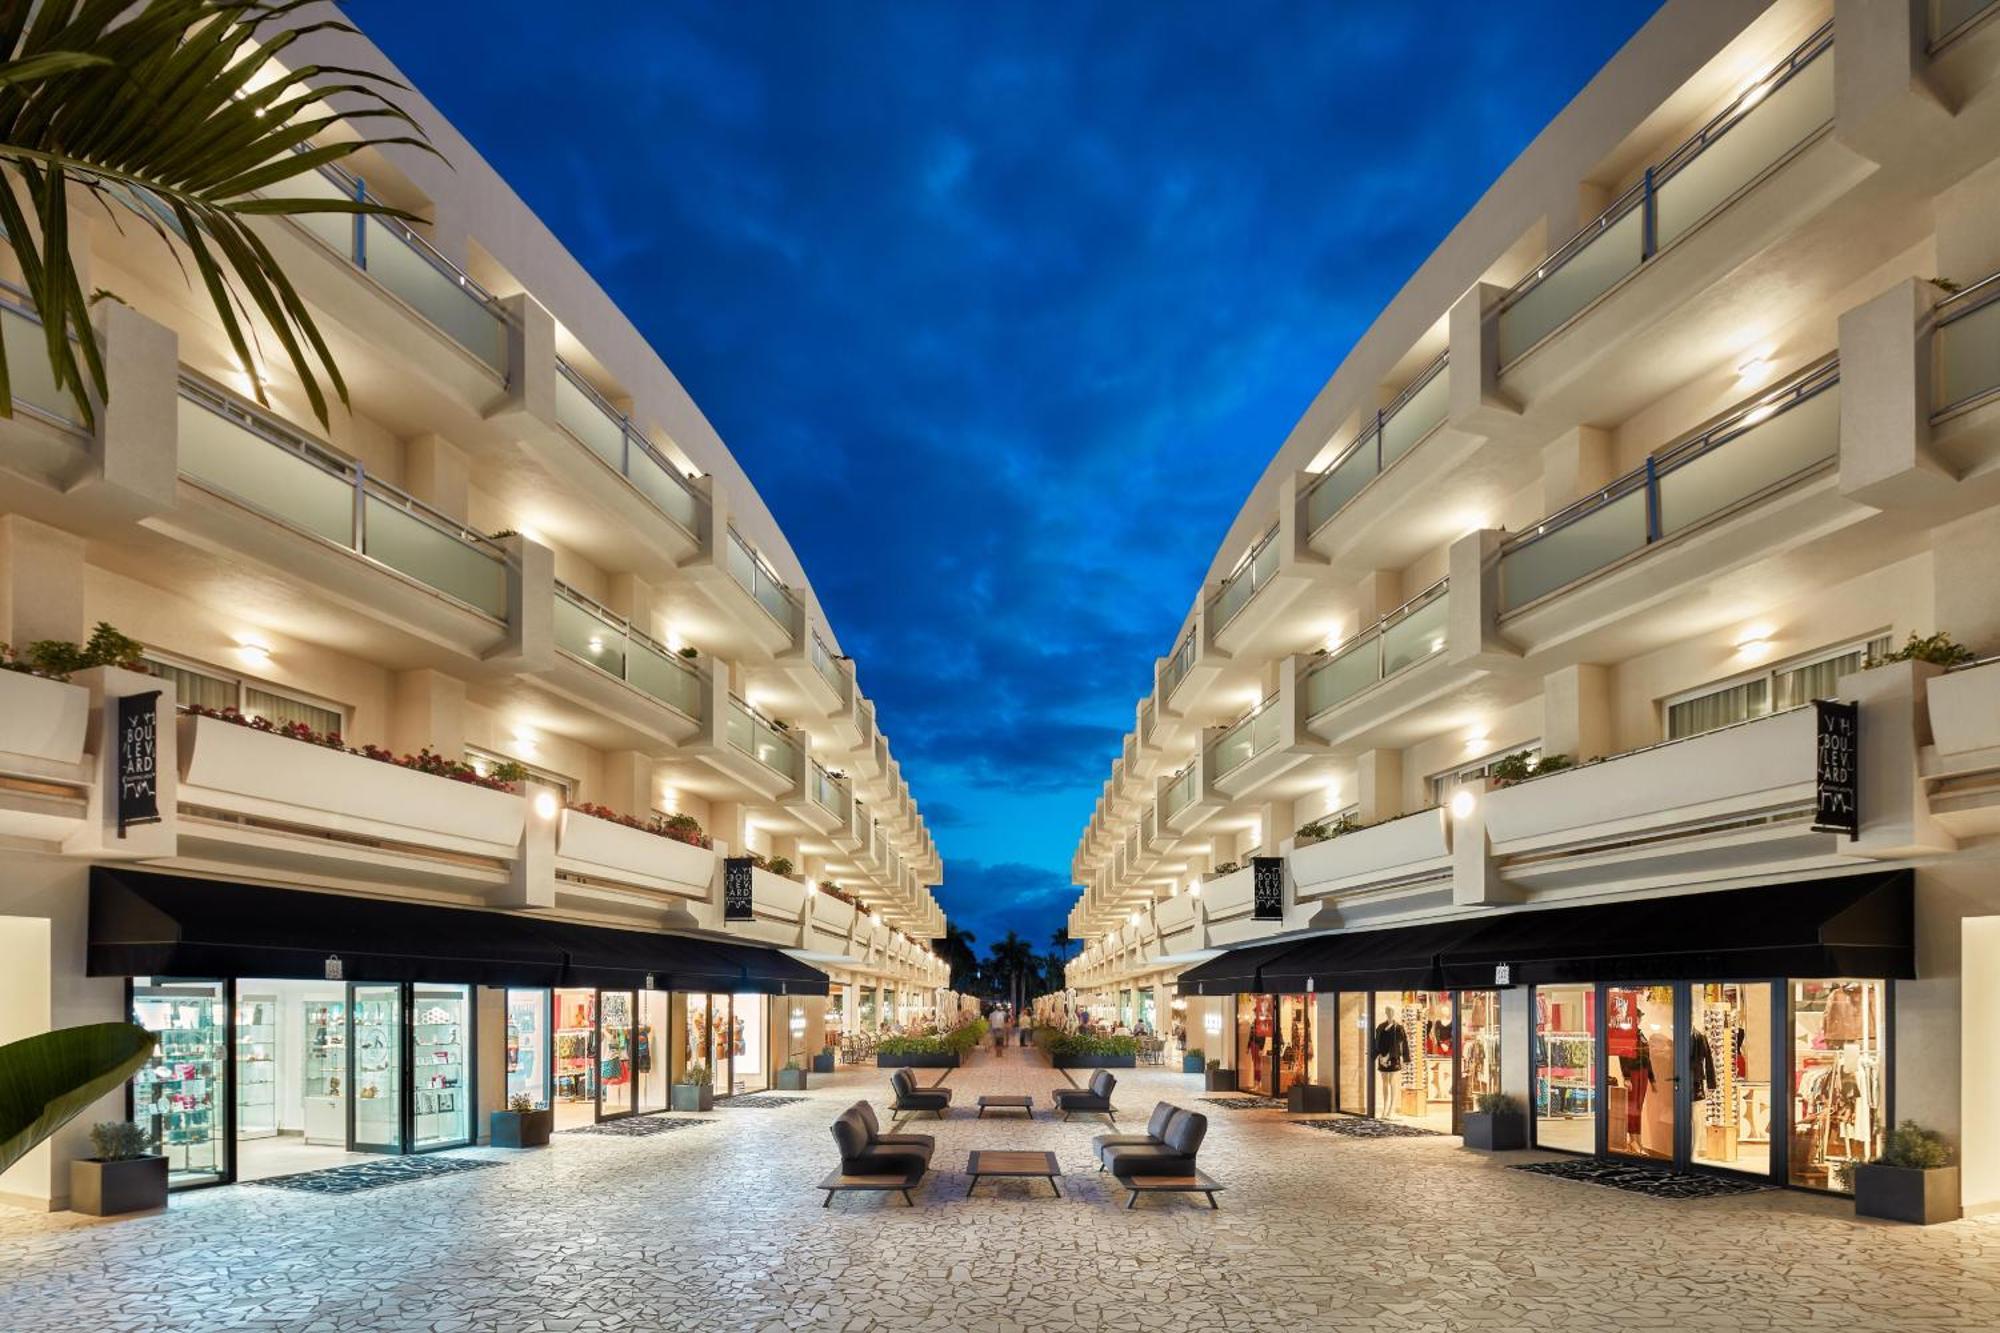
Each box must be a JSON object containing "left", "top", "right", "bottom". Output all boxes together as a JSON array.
[
  {"left": 719, "top": 1095, "right": 812, "bottom": 1109},
  {"left": 1200, "top": 1096, "right": 1286, "bottom": 1111},
  {"left": 1293, "top": 1117, "right": 1443, "bottom": 1139},
  {"left": 243, "top": 1155, "right": 502, "bottom": 1195},
  {"left": 563, "top": 1115, "right": 713, "bottom": 1138},
  {"left": 1511, "top": 1158, "right": 1775, "bottom": 1199}
]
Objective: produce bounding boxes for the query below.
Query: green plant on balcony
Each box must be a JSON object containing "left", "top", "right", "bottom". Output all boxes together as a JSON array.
[
  {"left": 567, "top": 801, "right": 713, "bottom": 849},
  {"left": 1, "top": 622, "right": 148, "bottom": 681},
  {"left": 768, "top": 856, "right": 795, "bottom": 878},
  {"left": 1295, "top": 812, "right": 1374, "bottom": 848},
  {"left": 1488, "top": 751, "right": 1575, "bottom": 788},
  {"left": 1208, "top": 862, "right": 1241, "bottom": 878},
  {"left": 677, "top": 646, "right": 698, "bottom": 659},
  {"left": 1866, "top": 632, "right": 1978, "bottom": 670},
  {"left": 0, "top": 0, "right": 442, "bottom": 429}
]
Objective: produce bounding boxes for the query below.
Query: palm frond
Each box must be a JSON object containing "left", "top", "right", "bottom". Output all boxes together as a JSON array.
[{"left": 0, "top": 0, "right": 443, "bottom": 427}]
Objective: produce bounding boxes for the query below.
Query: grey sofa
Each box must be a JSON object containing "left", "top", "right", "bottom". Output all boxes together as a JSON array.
[
  {"left": 1093, "top": 1101, "right": 1178, "bottom": 1169},
  {"left": 889, "top": 1069, "right": 953, "bottom": 1121},
  {"left": 1053, "top": 1069, "right": 1117, "bottom": 1123},
  {"left": 827, "top": 1104, "right": 929, "bottom": 1203},
  {"left": 1102, "top": 1107, "right": 1209, "bottom": 1178}
]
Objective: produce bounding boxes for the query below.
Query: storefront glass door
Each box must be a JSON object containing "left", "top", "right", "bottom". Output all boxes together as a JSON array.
[
  {"left": 349, "top": 983, "right": 403, "bottom": 1153},
  {"left": 1690, "top": 981, "right": 1773, "bottom": 1177},
  {"left": 1534, "top": 983, "right": 1596, "bottom": 1152},
  {"left": 1276, "top": 994, "right": 1315, "bottom": 1094},
  {"left": 732, "top": 993, "right": 767, "bottom": 1094},
  {"left": 1789, "top": 979, "right": 1887, "bottom": 1193},
  {"left": 552, "top": 988, "right": 598, "bottom": 1130},
  {"left": 1371, "top": 990, "right": 1454, "bottom": 1131},
  {"left": 411, "top": 984, "right": 471, "bottom": 1150},
  {"left": 597, "top": 989, "right": 637, "bottom": 1119},
  {"left": 1336, "top": 992, "right": 1368, "bottom": 1113},
  {"left": 1236, "top": 994, "right": 1276, "bottom": 1096},
  {"left": 1605, "top": 985, "right": 1674, "bottom": 1162},
  {"left": 131, "top": 978, "right": 230, "bottom": 1188},
  {"left": 505, "top": 989, "right": 551, "bottom": 1110},
  {"left": 636, "top": 991, "right": 669, "bottom": 1113},
  {"left": 1458, "top": 990, "right": 1502, "bottom": 1120}
]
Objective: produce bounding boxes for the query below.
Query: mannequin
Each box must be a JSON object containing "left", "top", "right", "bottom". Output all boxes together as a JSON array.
[{"left": 1373, "top": 1010, "right": 1409, "bottom": 1114}]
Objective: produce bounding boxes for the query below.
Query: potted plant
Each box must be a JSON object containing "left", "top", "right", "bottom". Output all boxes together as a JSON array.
[
  {"left": 672, "top": 1061, "right": 714, "bottom": 1112},
  {"left": 776, "top": 1056, "right": 809, "bottom": 1091},
  {"left": 490, "top": 1092, "right": 553, "bottom": 1148},
  {"left": 1854, "top": 1121, "right": 1959, "bottom": 1224},
  {"left": 1203, "top": 1058, "right": 1235, "bottom": 1092},
  {"left": 1462, "top": 1091, "right": 1528, "bottom": 1151},
  {"left": 812, "top": 1045, "right": 837, "bottom": 1074},
  {"left": 1182, "top": 1047, "right": 1206, "bottom": 1075},
  {"left": 70, "top": 1121, "right": 167, "bottom": 1216}
]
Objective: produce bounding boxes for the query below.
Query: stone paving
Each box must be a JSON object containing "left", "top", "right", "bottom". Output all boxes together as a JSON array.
[{"left": 5, "top": 1045, "right": 2000, "bottom": 1331}]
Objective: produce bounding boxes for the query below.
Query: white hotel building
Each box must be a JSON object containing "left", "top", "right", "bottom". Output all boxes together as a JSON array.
[
  {"left": 0, "top": 15, "right": 948, "bottom": 1207},
  {"left": 1063, "top": 0, "right": 2000, "bottom": 1213}
]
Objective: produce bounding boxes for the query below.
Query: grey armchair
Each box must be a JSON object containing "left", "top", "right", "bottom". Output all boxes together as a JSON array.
[
  {"left": 889, "top": 1069, "right": 952, "bottom": 1122},
  {"left": 1103, "top": 1107, "right": 1208, "bottom": 1178},
  {"left": 1053, "top": 1069, "right": 1118, "bottom": 1123},
  {"left": 1093, "top": 1101, "right": 1178, "bottom": 1169}
]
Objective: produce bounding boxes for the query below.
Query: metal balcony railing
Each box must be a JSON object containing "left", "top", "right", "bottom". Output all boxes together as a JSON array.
[
  {"left": 1934, "top": 271, "right": 2000, "bottom": 421},
  {"left": 1930, "top": 0, "right": 2000, "bottom": 49},
  {"left": 553, "top": 583, "right": 703, "bottom": 719},
  {"left": 0, "top": 286, "right": 88, "bottom": 432},
  {"left": 1208, "top": 524, "right": 1282, "bottom": 631},
  {"left": 728, "top": 695, "right": 800, "bottom": 778},
  {"left": 1160, "top": 758, "right": 1199, "bottom": 820},
  {"left": 1208, "top": 693, "right": 1284, "bottom": 780},
  {"left": 725, "top": 527, "right": 801, "bottom": 635},
  {"left": 1302, "top": 580, "right": 1450, "bottom": 719},
  {"left": 810, "top": 629, "right": 851, "bottom": 699},
  {"left": 1161, "top": 629, "right": 1198, "bottom": 703},
  {"left": 1299, "top": 353, "right": 1450, "bottom": 538},
  {"left": 553, "top": 361, "right": 708, "bottom": 540}
]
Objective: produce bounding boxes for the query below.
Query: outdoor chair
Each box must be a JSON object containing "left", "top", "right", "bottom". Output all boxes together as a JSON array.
[
  {"left": 889, "top": 1068, "right": 952, "bottom": 1123},
  {"left": 1102, "top": 1107, "right": 1209, "bottom": 1178},
  {"left": 822, "top": 1105, "right": 928, "bottom": 1206},
  {"left": 855, "top": 1100, "right": 935, "bottom": 1162},
  {"left": 1053, "top": 1069, "right": 1118, "bottom": 1123},
  {"left": 1093, "top": 1100, "right": 1178, "bottom": 1169}
]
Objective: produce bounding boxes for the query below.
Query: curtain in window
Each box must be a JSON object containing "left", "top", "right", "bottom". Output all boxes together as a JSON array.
[
  {"left": 1667, "top": 679, "right": 1769, "bottom": 739},
  {"left": 143, "top": 658, "right": 236, "bottom": 712},
  {"left": 244, "top": 686, "right": 342, "bottom": 737}
]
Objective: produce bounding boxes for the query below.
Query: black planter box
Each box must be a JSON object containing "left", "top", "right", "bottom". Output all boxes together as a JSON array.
[
  {"left": 812, "top": 1050, "right": 836, "bottom": 1073},
  {"left": 1461, "top": 1112, "right": 1527, "bottom": 1151},
  {"left": 1182, "top": 1054, "right": 1206, "bottom": 1074},
  {"left": 671, "top": 1084, "right": 715, "bottom": 1112},
  {"left": 877, "top": 1052, "right": 960, "bottom": 1069},
  {"left": 776, "top": 1068, "right": 809, "bottom": 1090},
  {"left": 69, "top": 1156, "right": 167, "bottom": 1217},
  {"left": 1855, "top": 1164, "right": 1960, "bottom": 1225},
  {"left": 1204, "top": 1067, "right": 1236, "bottom": 1092},
  {"left": 1051, "top": 1054, "right": 1137, "bottom": 1069},
  {"left": 1287, "top": 1084, "right": 1334, "bottom": 1114},
  {"left": 490, "top": 1109, "right": 554, "bottom": 1148}
]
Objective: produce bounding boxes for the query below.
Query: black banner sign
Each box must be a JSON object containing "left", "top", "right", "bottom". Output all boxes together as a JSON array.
[
  {"left": 1812, "top": 698, "right": 1859, "bottom": 840},
  {"left": 724, "top": 856, "right": 755, "bottom": 921},
  {"left": 1252, "top": 856, "right": 1284, "bottom": 921},
  {"left": 116, "top": 691, "right": 162, "bottom": 836}
]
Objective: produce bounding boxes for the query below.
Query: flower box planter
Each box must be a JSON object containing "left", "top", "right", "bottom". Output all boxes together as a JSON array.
[
  {"left": 557, "top": 809, "right": 717, "bottom": 894},
  {"left": 1182, "top": 1054, "right": 1206, "bottom": 1074},
  {"left": 812, "top": 1050, "right": 836, "bottom": 1073},
  {"left": 671, "top": 1084, "right": 714, "bottom": 1112},
  {"left": 0, "top": 671, "right": 89, "bottom": 767},
  {"left": 776, "top": 1067, "right": 810, "bottom": 1091},
  {"left": 1286, "top": 1084, "right": 1334, "bottom": 1114},
  {"left": 69, "top": 1155, "right": 168, "bottom": 1216},
  {"left": 1854, "top": 1164, "right": 1960, "bottom": 1225},
  {"left": 876, "top": 1051, "right": 960, "bottom": 1069},
  {"left": 1204, "top": 1067, "right": 1237, "bottom": 1092},
  {"left": 489, "top": 1109, "right": 553, "bottom": 1148},
  {"left": 1461, "top": 1111, "right": 1528, "bottom": 1151},
  {"left": 1052, "top": 1053, "right": 1137, "bottom": 1069}
]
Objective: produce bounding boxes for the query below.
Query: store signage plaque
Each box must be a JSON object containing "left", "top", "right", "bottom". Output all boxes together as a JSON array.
[
  {"left": 1252, "top": 856, "right": 1284, "bottom": 921},
  {"left": 1495, "top": 964, "right": 1512, "bottom": 987},
  {"left": 1812, "top": 699, "right": 1860, "bottom": 839},
  {"left": 724, "top": 857, "right": 755, "bottom": 921},
  {"left": 115, "top": 691, "right": 162, "bottom": 834},
  {"left": 324, "top": 955, "right": 344, "bottom": 982}
]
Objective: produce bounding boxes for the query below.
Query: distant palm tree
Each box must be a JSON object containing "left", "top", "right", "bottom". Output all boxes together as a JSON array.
[
  {"left": 0, "top": 1, "right": 435, "bottom": 428},
  {"left": 1049, "top": 927, "right": 1074, "bottom": 959},
  {"left": 986, "top": 931, "right": 1038, "bottom": 1017},
  {"left": 938, "top": 922, "right": 979, "bottom": 991}
]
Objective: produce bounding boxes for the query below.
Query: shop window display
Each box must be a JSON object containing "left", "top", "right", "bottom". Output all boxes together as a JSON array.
[
  {"left": 1534, "top": 984, "right": 1595, "bottom": 1153},
  {"left": 1458, "top": 991, "right": 1501, "bottom": 1118},
  {"left": 1236, "top": 994, "right": 1277, "bottom": 1096},
  {"left": 351, "top": 984, "right": 403, "bottom": 1152},
  {"left": 1372, "top": 990, "right": 1454, "bottom": 1131},
  {"left": 1606, "top": 985, "right": 1674, "bottom": 1161},
  {"left": 1336, "top": 993, "right": 1368, "bottom": 1113},
  {"left": 1691, "top": 982, "right": 1773, "bottom": 1177},
  {"left": 859, "top": 987, "right": 877, "bottom": 1031},
  {"left": 598, "top": 990, "right": 636, "bottom": 1118},
  {"left": 505, "top": 989, "right": 549, "bottom": 1111},
  {"left": 1277, "top": 994, "right": 1316, "bottom": 1094},
  {"left": 131, "top": 979, "right": 229, "bottom": 1187},
  {"left": 733, "top": 992, "right": 767, "bottom": 1093},
  {"left": 412, "top": 984, "right": 470, "bottom": 1149},
  {"left": 553, "top": 988, "right": 599, "bottom": 1130},
  {"left": 1790, "top": 979, "right": 1886, "bottom": 1193},
  {"left": 235, "top": 992, "right": 278, "bottom": 1140},
  {"left": 637, "top": 991, "right": 669, "bottom": 1113},
  {"left": 303, "top": 995, "right": 347, "bottom": 1146}
]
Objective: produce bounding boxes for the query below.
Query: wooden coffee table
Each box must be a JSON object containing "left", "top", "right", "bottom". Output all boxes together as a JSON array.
[
  {"left": 1115, "top": 1171, "right": 1224, "bottom": 1209},
  {"left": 975, "top": 1094, "right": 1034, "bottom": 1119},
  {"left": 964, "top": 1149, "right": 1062, "bottom": 1197}
]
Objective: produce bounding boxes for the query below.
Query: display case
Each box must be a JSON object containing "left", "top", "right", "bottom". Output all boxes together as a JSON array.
[
  {"left": 303, "top": 998, "right": 347, "bottom": 1146},
  {"left": 351, "top": 985, "right": 403, "bottom": 1152},
  {"left": 413, "top": 984, "right": 470, "bottom": 1149},
  {"left": 131, "top": 980, "right": 229, "bottom": 1187},
  {"left": 234, "top": 993, "right": 278, "bottom": 1140}
]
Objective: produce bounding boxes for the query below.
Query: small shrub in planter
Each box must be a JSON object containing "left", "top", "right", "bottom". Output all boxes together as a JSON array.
[
  {"left": 812, "top": 1047, "right": 836, "bottom": 1074},
  {"left": 491, "top": 1092, "right": 553, "bottom": 1148},
  {"left": 1182, "top": 1047, "right": 1206, "bottom": 1074},
  {"left": 70, "top": 1121, "right": 167, "bottom": 1216},
  {"left": 1462, "top": 1092, "right": 1527, "bottom": 1151},
  {"left": 776, "top": 1058, "right": 809, "bottom": 1091},
  {"left": 1865, "top": 631, "right": 1978, "bottom": 670},
  {"left": 1854, "top": 1121, "right": 1959, "bottom": 1225},
  {"left": 672, "top": 1062, "right": 715, "bottom": 1112}
]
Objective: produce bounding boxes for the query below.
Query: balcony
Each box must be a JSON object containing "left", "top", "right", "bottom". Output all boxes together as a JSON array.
[
  {"left": 719, "top": 866, "right": 810, "bottom": 947},
  {"left": 728, "top": 695, "right": 800, "bottom": 779},
  {"left": 555, "top": 807, "right": 718, "bottom": 907},
  {"left": 1160, "top": 628, "right": 1198, "bottom": 704},
  {"left": 721, "top": 526, "right": 801, "bottom": 651},
  {"left": 1931, "top": 0, "right": 2000, "bottom": 48},
  {"left": 1208, "top": 524, "right": 1280, "bottom": 634},
  {"left": 1496, "top": 360, "right": 1839, "bottom": 615},
  {"left": 781, "top": 626, "right": 854, "bottom": 721},
  {"left": 0, "top": 288, "right": 91, "bottom": 446},
  {"left": 783, "top": 756, "right": 850, "bottom": 836},
  {"left": 553, "top": 361, "right": 708, "bottom": 546},
  {"left": 1934, "top": 274, "right": 2000, "bottom": 423},
  {"left": 1302, "top": 579, "right": 1448, "bottom": 733},
  {"left": 1300, "top": 355, "right": 1450, "bottom": 543},
  {"left": 550, "top": 582, "right": 704, "bottom": 739},
  {"left": 1290, "top": 808, "right": 1450, "bottom": 904}
]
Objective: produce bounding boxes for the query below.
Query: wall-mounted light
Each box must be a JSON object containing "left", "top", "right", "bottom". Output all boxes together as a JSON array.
[
  {"left": 1128, "top": 911, "right": 1140, "bottom": 927},
  {"left": 659, "top": 785, "right": 678, "bottom": 812},
  {"left": 511, "top": 732, "right": 539, "bottom": 758},
  {"left": 1188, "top": 880, "right": 1202, "bottom": 898},
  {"left": 586, "top": 635, "right": 605, "bottom": 657},
  {"left": 1449, "top": 789, "right": 1477, "bottom": 820},
  {"left": 1463, "top": 731, "right": 1489, "bottom": 753},
  {"left": 1735, "top": 625, "right": 1775, "bottom": 662},
  {"left": 533, "top": 790, "right": 559, "bottom": 820},
  {"left": 1740, "top": 401, "right": 1779, "bottom": 428},
  {"left": 235, "top": 640, "right": 272, "bottom": 670},
  {"left": 1735, "top": 355, "right": 1772, "bottom": 389},
  {"left": 805, "top": 878, "right": 818, "bottom": 897}
]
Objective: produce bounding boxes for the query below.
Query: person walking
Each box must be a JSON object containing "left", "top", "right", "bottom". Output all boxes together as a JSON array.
[{"left": 990, "top": 1008, "right": 1009, "bottom": 1055}]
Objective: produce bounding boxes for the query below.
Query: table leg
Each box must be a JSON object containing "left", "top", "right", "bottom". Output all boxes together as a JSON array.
[
  {"left": 1126, "top": 1189, "right": 1138, "bottom": 1209},
  {"left": 822, "top": 1191, "right": 833, "bottom": 1208},
  {"left": 1205, "top": 1191, "right": 1218, "bottom": 1210},
  {"left": 1050, "top": 1176, "right": 1062, "bottom": 1197},
  {"left": 965, "top": 1176, "right": 979, "bottom": 1197},
  {"left": 902, "top": 1189, "right": 914, "bottom": 1206}
]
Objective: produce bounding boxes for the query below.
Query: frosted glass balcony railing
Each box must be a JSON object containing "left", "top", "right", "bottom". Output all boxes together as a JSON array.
[
  {"left": 288, "top": 164, "right": 509, "bottom": 375},
  {"left": 1161, "top": 630, "right": 1197, "bottom": 702},
  {"left": 725, "top": 528, "right": 801, "bottom": 636},
  {"left": 1209, "top": 525, "right": 1281, "bottom": 631},
  {"left": 1934, "top": 274, "right": 2000, "bottom": 420},
  {"left": 1139, "top": 697, "right": 1156, "bottom": 744},
  {"left": 1498, "top": 360, "right": 1840, "bottom": 612},
  {"left": 177, "top": 374, "right": 508, "bottom": 619},
  {"left": 810, "top": 760, "right": 849, "bottom": 816},
  {"left": 552, "top": 583, "right": 703, "bottom": 720},
  {"left": 1931, "top": 0, "right": 2000, "bottom": 47},
  {"left": 1160, "top": 760, "right": 1199, "bottom": 820},
  {"left": 728, "top": 695, "right": 800, "bottom": 779},
  {"left": 0, "top": 290, "right": 88, "bottom": 431},
  {"left": 1493, "top": 26, "right": 1834, "bottom": 368},
  {"left": 810, "top": 630, "right": 851, "bottom": 699},
  {"left": 1300, "top": 355, "right": 1449, "bottom": 537},
  {"left": 1209, "top": 694, "right": 1284, "bottom": 780},
  {"left": 553, "top": 362, "right": 709, "bottom": 539},
  {"left": 1302, "top": 581, "right": 1449, "bottom": 719},
  {"left": 856, "top": 697, "right": 876, "bottom": 746}
]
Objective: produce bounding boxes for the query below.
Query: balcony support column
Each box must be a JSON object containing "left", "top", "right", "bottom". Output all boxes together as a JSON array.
[
  {"left": 1841, "top": 659, "right": 1956, "bottom": 859},
  {"left": 388, "top": 668, "right": 466, "bottom": 760},
  {"left": 502, "top": 780, "right": 559, "bottom": 910},
  {"left": 1831, "top": 0, "right": 1948, "bottom": 167},
  {"left": 1839, "top": 279, "right": 1953, "bottom": 510},
  {"left": 1446, "top": 281, "right": 1521, "bottom": 437},
  {"left": 491, "top": 291, "right": 556, "bottom": 431},
  {"left": 0, "top": 514, "right": 86, "bottom": 647},
  {"left": 1353, "top": 749, "right": 1403, "bottom": 824},
  {"left": 1542, "top": 663, "right": 1612, "bottom": 762},
  {"left": 1446, "top": 528, "right": 1519, "bottom": 669},
  {"left": 62, "top": 666, "right": 179, "bottom": 863},
  {"left": 83, "top": 300, "right": 178, "bottom": 519},
  {"left": 489, "top": 532, "right": 554, "bottom": 673},
  {"left": 1450, "top": 778, "right": 1511, "bottom": 908}
]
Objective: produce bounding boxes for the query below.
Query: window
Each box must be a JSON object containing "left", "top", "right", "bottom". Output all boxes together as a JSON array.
[
  {"left": 466, "top": 745, "right": 574, "bottom": 800},
  {"left": 1665, "top": 636, "right": 1890, "bottom": 741},
  {"left": 143, "top": 654, "right": 345, "bottom": 737},
  {"left": 1428, "top": 741, "right": 1542, "bottom": 806}
]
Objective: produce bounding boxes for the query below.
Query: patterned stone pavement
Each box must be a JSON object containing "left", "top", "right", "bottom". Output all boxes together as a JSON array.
[{"left": 5, "top": 1045, "right": 2000, "bottom": 1331}]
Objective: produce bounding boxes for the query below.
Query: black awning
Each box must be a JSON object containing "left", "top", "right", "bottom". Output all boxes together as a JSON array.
[
  {"left": 89, "top": 866, "right": 567, "bottom": 986},
  {"left": 1260, "top": 918, "right": 1475, "bottom": 994},
  {"left": 1436, "top": 870, "right": 1915, "bottom": 988},
  {"left": 1177, "top": 938, "right": 1302, "bottom": 996},
  {"left": 548, "top": 922, "right": 827, "bottom": 996},
  {"left": 710, "top": 938, "right": 830, "bottom": 997}
]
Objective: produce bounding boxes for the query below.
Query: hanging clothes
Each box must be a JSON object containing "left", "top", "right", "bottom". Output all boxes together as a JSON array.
[
  {"left": 1822, "top": 986, "right": 1863, "bottom": 1044},
  {"left": 1689, "top": 1031, "right": 1718, "bottom": 1103}
]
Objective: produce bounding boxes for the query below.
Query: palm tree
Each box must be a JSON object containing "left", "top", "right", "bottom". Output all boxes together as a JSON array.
[
  {"left": 938, "top": 922, "right": 979, "bottom": 991},
  {"left": 0, "top": 1, "right": 434, "bottom": 428},
  {"left": 985, "top": 931, "right": 1038, "bottom": 1017},
  {"left": 1049, "top": 927, "right": 1075, "bottom": 960}
]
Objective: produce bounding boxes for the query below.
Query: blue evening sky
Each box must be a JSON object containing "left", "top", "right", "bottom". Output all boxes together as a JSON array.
[{"left": 357, "top": 1, "right": 1660, "bottom": 952}]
